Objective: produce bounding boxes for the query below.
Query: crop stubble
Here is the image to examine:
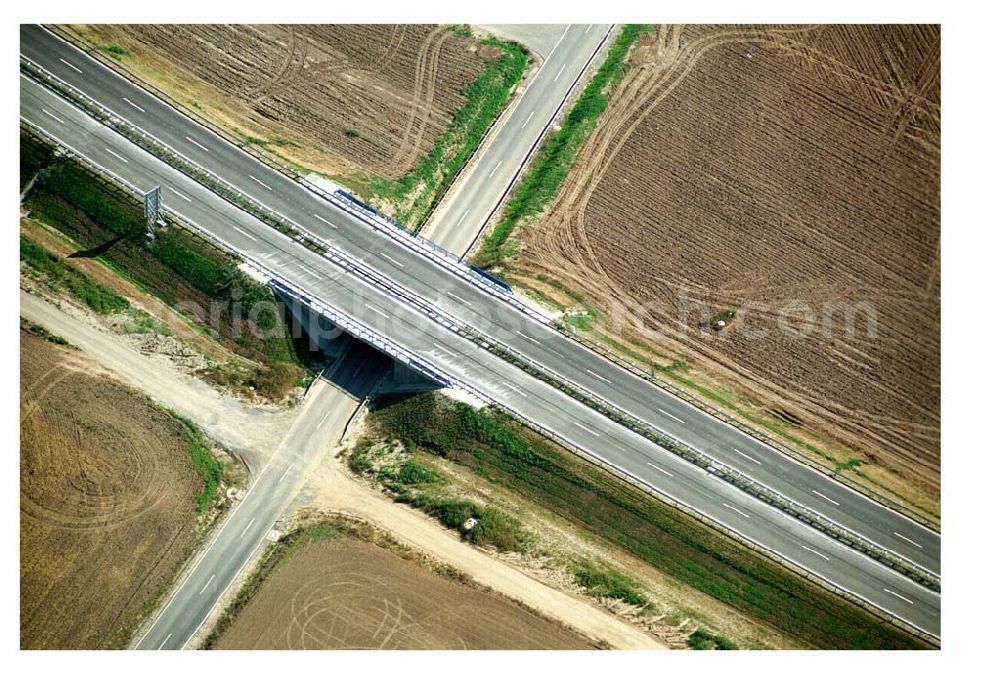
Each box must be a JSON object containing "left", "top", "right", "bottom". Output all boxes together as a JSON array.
[{"left": 512, "top": 25, "right": 940, "bottom": 496}]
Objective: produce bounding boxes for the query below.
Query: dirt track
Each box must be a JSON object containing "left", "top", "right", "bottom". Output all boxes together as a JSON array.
[
  {"left": 67, "top": 24, "right": 497, "bottom": 181},
  {"left": 214, "top": 536, "right": 592, "bottom": 649},
  {"left": 510, "top": 25, "right": 940, "bottom": 502},
  {"left": 20, "top": 329, "right": 204, "bottom": 648}
]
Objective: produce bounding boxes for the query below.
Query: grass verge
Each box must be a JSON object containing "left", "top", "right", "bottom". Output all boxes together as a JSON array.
[
  {"left": 369, "top": 37, "right": 529, "bottom": 228},
  {"left": 475, "top": 25, "right": 651, "bottom": 268},
  {"left": 367, "top": 392, "right": 930, "bottom": 649}
]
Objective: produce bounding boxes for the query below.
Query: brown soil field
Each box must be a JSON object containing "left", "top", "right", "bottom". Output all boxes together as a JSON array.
[
  {"left": 214, "top": 535, "right": 592, "bottom": 649},
  {"left": 509, "top": 25, "right": 940, "bottom": 509},
  {"left": 65, "top": 24, "right": 497, "bottom": 182},
  {"left": 20, "top": 329, "right": 206, "bottom": 648}
]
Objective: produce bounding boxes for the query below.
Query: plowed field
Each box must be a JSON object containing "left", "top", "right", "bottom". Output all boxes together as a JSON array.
[
  {"left": 20, "top": 328, "right": 204, "bottom": 648},
  {"left": 66, "top": 24, "right": 497, "bottom": 180},
  {"left": 511, "top": 26, "right": 940, "bottom": 502},
  {"left": 214, "top": 536, "right": 591, "bottom": 649}
]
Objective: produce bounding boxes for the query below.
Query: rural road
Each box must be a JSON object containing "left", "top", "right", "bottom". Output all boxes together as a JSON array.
[
  {"left": 421, "top": 24, "right": 613, "bottom": 256},
  {"left": 131, "top": 341, "right": 390, "bottom": 650},
  {"left": 20, "top": 25, "right": 940, "bottom": 638}
]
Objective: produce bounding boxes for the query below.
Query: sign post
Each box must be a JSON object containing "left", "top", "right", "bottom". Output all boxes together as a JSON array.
[{"left": 143, "top": 186, "right": 161, "bottom": 228}]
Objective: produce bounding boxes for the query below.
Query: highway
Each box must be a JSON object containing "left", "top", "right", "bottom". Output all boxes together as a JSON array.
[
  {"left": 19, "top": 24, "right": 940, "bottom": 577},
  {"left": 420, "top": 24, "right": 613, "bottom": 256},
  {"left": 20, "top": 69, "right": 940, "bottom": 639},
  {"left": 133, "top": 342, "right": 390, "bottom": 649}
]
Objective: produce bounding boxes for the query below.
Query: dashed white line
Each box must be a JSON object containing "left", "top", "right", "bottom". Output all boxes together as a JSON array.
[
  {"left": 41, "top": 109, "right": 65, "bottom": 124},
  {"left": 646, "top": 462, "right": 674, "bottom": 478},
  {"left": 248, "top": 175, "right": 272, "bottom": 191},
  {"left": 231, "top": 225, "right": 258, "bottom": 242},
  {"left": 104, "top": 147, "right": 129, "bottom": 164},
  {"left": 657, "top": 408, "right": 685, "bottom": 424},
  {"left": 122, "top": 97, "right": 145, "bottom": 113},
  {"left": 185, "top": 135, "right": 210, "bottom": 152},
  {"left": 893, "top": 532, "right": 924, "bottom": 549},
  {"left": 198, "top": 574, "right": 216, "bottom": 595},
  {"left": 883, "top": 588, "right": 915, "bottom": 605},
  {"left": 456, "top": 209, "right": 470, "bottom": 227},
  {"left": 299, "top": 266, "right": 321, "bottom": 279},
  {"left": 489, "top": 160, "right": 504, "bottom": 178},
  {"left": 239, "top": 517, "right": 256, "bottom": 539},
  {"left": 316, "top": 411, "right": 331, "bottom": 430},
  {"left": 503, "top": 381, "right": 527, "bottom": 397},
  {"left": 59, "top": 57, "right": 82, "bottom": 73},
  {"left": 733, "top": 448, "right": 762, "bottom": 465},
  {"left": 314, "top": 213, "right": 338, "bottom": 229},
  {"left": 447, "top": 291, "right": 472, "bottom": 307},
  {"left": 585, "top": 24, "right": 593, "bottom": 33},
  {"left": 572, "top": 421, "right": 600, "bottom": 437},
  {"left": 433, "top": 342, "right": 456, "bottom": 357},
  {"left": 167, "top": 186, "right": 191, "bottom": 202},
  {"left": 585, "top": 368, "right": 612, "bottom": 385},
  {"left": 723, "top": 503, "right": 751, "bottom": 519},
  {"left": 552, "top": 64, "right": 567, "bottom": 82},
  {"left": 811, "top": 489, "right": 841, "bottom": 506},
  {"left": 278, "top": 466, "right": 291, "bottom": 483},
  {"left": 516, "top": 330, "right": 542, "bottom": 346},
  {"left": 379, "top": 251, "right": 403, "bottom": 268},
  {"left": 156, "top": 633, "right": 173, "bottom": 650},
  {"left": 801, "top": 545, "right": 830, "bottom": 561},
  {"left": 520, "top": 110, "right": 535, "bottom": 129},
  {"left": 365, "top": 303, "right": 389, "bottom": 319}
]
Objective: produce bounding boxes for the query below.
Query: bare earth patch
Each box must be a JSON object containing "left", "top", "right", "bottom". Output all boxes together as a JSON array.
[
  {"left": 507, "top": 25, "right": 940, "bottom": 513},
  {"left": 214, "top": 534, "right": 592, "bottom": 649},
  {"left": 20, "top": 329, "right": 206, "bottom": 648}
]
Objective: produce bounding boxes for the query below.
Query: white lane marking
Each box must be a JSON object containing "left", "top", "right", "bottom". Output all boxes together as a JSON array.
[
  {"left": 167, "top": 186, "right": 191, "bottom": 202},
  {"left": 231, "top": 225, "right": 258, "bottom": 241},
  {"left": 379, "top": 251, "right": 403, "bottom": 268},
  {"left": 122, "top": 97, "right": 145, "bottom": 113},
  {"left": 893, "top": 532, "right": 924, "bottom": 549},
  {"left": 520, "top": 110, "right": 535, "bottom": 129},
  {"left": 156, "top": 633, "right": 173, "bottom": 650},
  {"left": 586, "top": 24, "right": 593, "bottom": 33},
  {"left": 299, "top": 266, "right": 321, "bottom": 279},
  {"left": 185, "top": 135, "right": 210, "bottom": 152},
  {"left": 456, "top": 209, "right": 470, "bottom": 227},
  {"left": 314, "top": 213, "right": 338, "bottom": 229},
  {"left": 811, "top": 489, "right": 841, "bottom": 506},
  {"left": 278, "top": 466, "right": 291, "bottom": 483},
  {"left": 646, "top": 462, "right": 673, "bottom": 478},
  {"left": 733, "top": 448, "right": 762, "bottom": 465},
  {"left": 801, "top": 545, "right": 830, "bottom": 561},
  {"left": 489, "top": 160, "right": 503, "bottom": 178},
  {"left": 552, "top": 64, "right": 567, "bottom": 82},
  {"left": 883, "top": 588, "right": 915, "bottom": 605},
  {"left": 198, "top": 574, "right": 216, "bottom": 595},
  {"left": 104, "top": 147, "right": 129, "bottom": 164},
  {"left": 585, "top": 368, "right": 612, "bottom": 385},
  {"left": 41, "top": 109, "right": 65, "bottom": 124},
  {"left": 239, "top": 517, "right": 256, "bottom": 539},
  {"left": 316, "top": 411, "right": 331, "bottom": 430},
  {"left": 516, "top": 330, "right": 542, "bottom": 346},
  {"left": 724, "top": 503, "right": 751, "bottom": 519},
  {"left": 447, "top": 291, "right": 472, "bottom": 307},
  {"left": 572, "top": 421, "right": 600, "bottom": 437},
  {"left": 365, "top": 303, "right": 389, "bottom": 319},
  {"left": 503, "top": 381, "right": 526, "bottom": 397},
  {"left": 59, "top": 57, "right": 82, "bottom": 73},
  {"left": 248, "top": 175, "right": 272, "bottom": 191},
  {"left": 433, "top": 342, "right": 456, "bottom": 357},
  {"left": 657, "top": 408, "right": 685, "bottom": 424}
]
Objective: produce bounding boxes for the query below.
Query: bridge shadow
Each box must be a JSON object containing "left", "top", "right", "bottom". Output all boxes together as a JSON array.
[{"left": 311, "top": 336, "right": 442, "bottom": 401}]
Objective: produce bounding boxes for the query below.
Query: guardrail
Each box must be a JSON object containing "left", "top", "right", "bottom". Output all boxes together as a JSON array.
[
  {"left": 21, "top": 61, "right": 939, "bottom": 590},
  {"left": 21, "top": 120, "right": 938, "bottom": 642},
  {"left": 30, "top": 27, "right": 939, "bottom": 536}
]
